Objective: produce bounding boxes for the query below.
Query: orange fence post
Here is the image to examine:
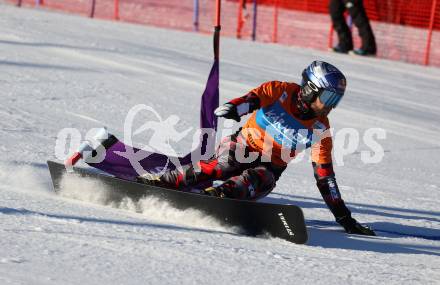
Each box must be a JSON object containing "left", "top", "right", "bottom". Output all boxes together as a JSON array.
[
  {"left": 236, "top": 0, "right": 245, "bottom": 38},
  {"left": 215, "top": 0, "right": 221, "bottom": 27},
  {"left": 214, "top": 0, "right": 221, "bottom": 59},
  {"left": 424, "top": 0, "right": 437, "bottom": 66},
  {"left": 272, "top": 0, "right": 279, "bottom": 43},
  {"left": 114, "top": 0, "right": 120, "bottom": 20}
]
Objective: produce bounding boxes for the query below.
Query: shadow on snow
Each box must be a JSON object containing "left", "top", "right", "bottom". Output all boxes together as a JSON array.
[{"left": 263, "top": 193, "right": 440, "bottom": 256}]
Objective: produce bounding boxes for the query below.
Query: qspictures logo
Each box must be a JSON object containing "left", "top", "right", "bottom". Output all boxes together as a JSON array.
[{"left": 54, "top": 104, "right": 387, "bottom": 176}]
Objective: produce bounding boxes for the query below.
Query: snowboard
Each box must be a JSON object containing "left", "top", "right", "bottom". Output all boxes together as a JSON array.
[{"left": 47, "top": 160, "right": 308, "bottom": 244}]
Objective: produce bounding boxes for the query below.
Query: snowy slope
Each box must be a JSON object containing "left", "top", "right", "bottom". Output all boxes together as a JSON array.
[{"left": 1, "top": 3, "right": 440, "bottom": 284}]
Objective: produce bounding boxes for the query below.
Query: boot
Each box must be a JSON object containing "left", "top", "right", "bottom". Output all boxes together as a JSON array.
[
  {"left": 330, "top": 45, "right": 351, "bottom": 54},
  {"left": 350, "top": 48, "right": 376, "bottom": 56}
]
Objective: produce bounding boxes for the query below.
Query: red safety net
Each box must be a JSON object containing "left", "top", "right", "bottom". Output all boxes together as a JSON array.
[
  {"left": 5, "top": 0, "right": 440, "bottom": 67},
  {"left": 255, "top": 0, "right": 440, "bottom": 30}
]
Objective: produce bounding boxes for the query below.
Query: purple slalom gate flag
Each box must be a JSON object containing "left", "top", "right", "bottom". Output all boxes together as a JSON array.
[{"left": 87, "top": 59, "right": 220, "bottom": 181}]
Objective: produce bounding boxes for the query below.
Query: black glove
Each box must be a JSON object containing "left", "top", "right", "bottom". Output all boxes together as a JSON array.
[
  {"left": 337, "top": 216, "right": 376, "bottom": 236},
  {"left": 214, "top": 103, "right": 241, "bottom": 122}
]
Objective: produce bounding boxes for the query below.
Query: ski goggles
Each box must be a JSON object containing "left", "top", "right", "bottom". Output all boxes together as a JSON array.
[
  {"left": 301, "top": 77, "right": 343, "bottom": 108},
  {"left": 319, "top": 89, "right": 343, "bottom": 108}
]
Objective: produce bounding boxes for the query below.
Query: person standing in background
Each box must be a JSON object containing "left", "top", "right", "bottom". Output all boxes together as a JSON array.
[{"left": 329, "top": 0, "right": 377, "bottom": 56}]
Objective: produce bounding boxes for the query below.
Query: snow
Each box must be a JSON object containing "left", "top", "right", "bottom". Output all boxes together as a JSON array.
[{"left": 1, "top": 3, "right": 440, "bottom": 284}]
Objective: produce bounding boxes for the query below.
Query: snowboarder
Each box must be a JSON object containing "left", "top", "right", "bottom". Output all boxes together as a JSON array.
[{"left": 138, "top": 60, "right": 375, "bottom": 236}]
